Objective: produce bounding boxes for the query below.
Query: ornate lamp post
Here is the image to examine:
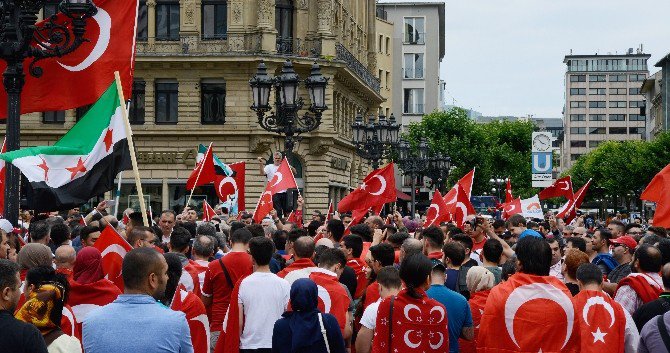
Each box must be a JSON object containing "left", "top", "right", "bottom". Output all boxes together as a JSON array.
[
  {"left": 489, "top": 178, "right": 504, "bottom": 201},
  {"left": 1, "top": 0, "right": 98, "bottom": 225},
  {"left": 425, "top": 152, "right": 451, "bottom": 192},
  {"left": 351, "top": 112, "right": 400, "bottom": 169},
  {"left": 396, "top": 138, "right": 428, "bottom": 218},
  {"left": 249, "top": 60, "right": 329, "bottom": 153}
]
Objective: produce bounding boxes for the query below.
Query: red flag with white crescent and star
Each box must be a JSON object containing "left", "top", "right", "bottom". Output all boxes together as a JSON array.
[
  {"left": 268, "top": 158, "right": 298, "bottom": 194},
  {"left": 202, "top": 200, "right": 216, "bottom": 222},
  {"left": 572, "top": 290, "right": 626, "bottom": 353},
  {"left": 501, "top": 197, "right": 522, "bottom": 220},
  {"left": 338, "top": 163, "right": 396, "bottom": 213},
  {"left": 443, "top": 168, "right": 476, "bottom": 207},
  {"left": 539, "top": 176, "right": 574, "bottom": 200},
  {"left": 641, "top": 163, "right": 670, "bottom": 227},
  {"left": 215, "top": 161, "right": 245, "bottom": 212},
  {"left": 0, "top": 0, "right": 138, "bottom": 118},
  {"left": 171, "top": 284, "right": 210, "bottom": 353},
  {"left": 69, "top": 277, "right": 121, "bottom": 336},
  {"left": 557, "top": 179, "right": 591, "bottom": 224},
  {"left": 252, "top": 187, "right": 275, "bottom": 224},
  {"left": 448, "top": 184, "right": 475, "bottom": 227},
  {"left": 93, "top": 225, "right": 132, "bottom": 291},
  {"left": 424, "top": 190, "right": 448, "bottom": 228},
  {"left": 186, "top": 144, "right": 216, "bottom": 190},
  {"left": 505, "top": 178, "right": 513, "bottom": 204},
  {"left": 478, "top": 272, "right": 580, "bottom": 353}
]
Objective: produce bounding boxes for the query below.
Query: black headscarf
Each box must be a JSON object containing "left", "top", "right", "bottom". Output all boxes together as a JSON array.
[{"left": 283, "top": 278, "right": 321, "bottom": 352}]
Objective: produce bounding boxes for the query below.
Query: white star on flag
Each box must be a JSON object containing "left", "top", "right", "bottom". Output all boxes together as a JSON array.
[{"left": 592, "top": 327, "right": 607, "bottom": 343}]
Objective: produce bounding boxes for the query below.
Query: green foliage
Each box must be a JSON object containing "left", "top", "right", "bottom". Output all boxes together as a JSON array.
[{"left": 404, "top": 108, "right": 537, "bottom": 198}]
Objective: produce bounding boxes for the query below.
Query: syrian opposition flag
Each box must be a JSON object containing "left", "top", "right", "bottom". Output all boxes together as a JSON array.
[
  {"left": 424, "top": 190, "right": 449, "bottom": 228},
  {"left": 338, "top": 163, "right": 396, "bottom": 213},
  {"left": 0, "top": 138, "right": 5, "bottom": 217},
  {"left": 171, "top": 284, "right": 210, "bottom": 353},
  {"left": 0, "top": 81, "right": 131, "bottom": 212},
  {"left": 215, "top": 161, "right": 245, "bottom": 213},
  {"left": 0, "top": 0, "right": 138, "bottom": 117},
  {"left": 539, "top": 176, "right": 574, "bottom": 200},
  {"left": 186, "top": 144, "right": 216, "bottom": 190},
  {"left": 93, "top": 225, "right": 132, "bottom": 290},
  {"left": 252, "top": 158, "right": 298, "bottom": 223},
  {"left": 202, "top": 200, "right": 216, "bottom": 222}
]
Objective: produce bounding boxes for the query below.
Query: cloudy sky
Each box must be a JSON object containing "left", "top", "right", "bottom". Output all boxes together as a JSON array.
[{"left": 441, "top": 0, "right": 670, "bottom": 119}]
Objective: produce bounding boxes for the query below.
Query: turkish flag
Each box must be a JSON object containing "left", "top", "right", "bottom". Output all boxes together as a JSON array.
[
  {"left": 557, "top": 180, "right": 591, "bottom": 224},
  {"left": 443, "top": 168, "right": 476, "bottom": 206},
  {"left": 69, "top": 278, "right": 121, "bottom": 335},
  {"left": 215, "top": 275, "right": 250, "bottom": 353},
  {"left": 539, "top": 176, "right": 574, "bottom": 200},
  {"left": 338, "top": 163, "right": 397, "bottom": 213},
  {"left": 0, "top": 138, "right": 5, "bottom": 217},
  {"left": 572, "top": 290, "right": 626, "bottom": 353},
  {"left": 324, "top": 200, "right": 334, "bottom": 223},
  {"left": 171, "top": 284, "right": 210, "bottom": 353},
  {"left": 286, "top": 209, "right": 303, "bottom": 229},
  {"left": 641, "top": 163, "right": 670, "bottom": 227},
  {"left": 0, "top": 0, "right": 137, "bottom": 118},
  {"left": 202, "top": 200, "right": 216, "bottom": 222},
  {"left": 477, "top": 272, "right": 580, "bottom": 353},
  {"left": 309, "top": 270, "right": 351, "bottom": 333},
  {"left": 501, "top": 198, "right": 522, "bottom": 220},
  {"left": 343, "top": 208, "right": 368, "bottom": 236},
  {"left": 215, "top": 161, "right": 245, "bottom": 211},
  {"left": 93, "top": 226, "right": 132, "bottom": 290},
  {"left": 186, "top": 144, "right": 216, "bottom": 190},
  {"left": 252, "top": 186, "right": 274, "bottom": 223},
  {"left": 449, "top": 184, "right": 475, "bottom": 227},
  {"left": 268, "top": 158, "right": 298, "bottom": 193},
  {"left": 61, "top": 304, "right": 80, "bottom": 340},
  {"left": 505, "top": 178, "right": 513, "bottom": 204},
  {"left": 424, "top": 190, "right": 449, "bottom": 227},
  {"left": 459, "top": 289, "right": 490, "bottom": 353}
]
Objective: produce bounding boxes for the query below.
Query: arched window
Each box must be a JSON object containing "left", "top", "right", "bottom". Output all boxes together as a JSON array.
[{"left": 275, "top": 0, "right": 293, "bottom": 54}]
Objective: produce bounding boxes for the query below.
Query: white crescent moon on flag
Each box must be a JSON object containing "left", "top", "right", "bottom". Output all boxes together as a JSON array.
[
  {"left": 58, "top": 8, "right": 111, "bottom": 71},
  {"left": 218, "top": 176, "right": 237, "bottom": 197},
  {"left": 317, "top": 285, "right": 332, "bottom": 313},
  {"left": 456, "top": 202, "right": 468, "bottom": 218},
  {"left": 429, "top": 332, "right": 445, "bottom": 349},
  {"left": 100, "top": 243, "right": 128, "bottom": 259},
  {"left": 368, "top": 175, "right": 387, "bottom": 196},
  {"left": 559, "top": 181, "right": 570, "bottom": 190},
  {"left": 404, "top": 303, "right": 421, "bottom": 320},
  {"left": 61, "top": 307, "right": 76, "bottom": 336},
  {"left": 190, "top": 314, "right": 211, "bottom": 353},
  {"left": 504, "top": 283, "right": 574, "bottom": 349},
  {"left": 430, "top": 305, "right": 445, "bottom": 324},
  {"left": 271, "top": 172, "right": 284, "bottom": 188},
  {"left": 404, "top": 330, "right": 421, "bottom": 349},
  {"left": 583, "top": 296, "right": 615, "bottom": 328}
]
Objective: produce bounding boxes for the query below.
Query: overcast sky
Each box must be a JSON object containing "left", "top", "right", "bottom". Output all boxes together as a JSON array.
[{"left": 441, "top": 0, "right": 670, "bottom": 119}]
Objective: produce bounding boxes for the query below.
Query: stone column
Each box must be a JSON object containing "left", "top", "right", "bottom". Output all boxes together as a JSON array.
[
  {"left": 228, "top": 0, "right": 246, "bottom": 52},
  {"left": 256, "top": 0, "right": 277, "bottom": 53},
  {"left": 317, "top": 0, "right": 336, "bottom": 57},
  {"left": 180, "top": 0, "right": 200, "bottom": 51},
  {"left": 147, "top": 0, "right": 156, "bottom": 44}
]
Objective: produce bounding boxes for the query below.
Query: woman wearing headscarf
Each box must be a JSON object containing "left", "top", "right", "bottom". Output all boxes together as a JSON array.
[
  {"left": 272, "top": 278, "right": 345, "bottom": 353},
  {"left": 16, "top": 243, "right": 54, "bottom": 309},
  {"left": 459, "top": 266, "right": 496, "bottom": 353},
  {"left": 16, "top": 265, "right": 82, "bottom": 353},
  {"left": 68, "top": 247, "right": 121, "bottom": 333}
]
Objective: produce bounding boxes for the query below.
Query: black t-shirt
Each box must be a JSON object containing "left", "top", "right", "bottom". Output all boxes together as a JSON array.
[
  {"left": 632, "top": 295, "right": 670, "bottom": 332},
  {"left": 0, "top": 310, "right": 49, "bottom": 353},
  {"left": 565, "top": 282, "right": 580, "bottom": 297},
  {"left": 339, "top": 265, "right": 357, "bottom": 299}
]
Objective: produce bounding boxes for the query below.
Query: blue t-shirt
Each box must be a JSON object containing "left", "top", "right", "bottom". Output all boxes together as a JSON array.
[
  {"left": 426, "top": 284, "right": 473, "bottom": 353},
  {"left": 445, "top": 268, "right": 459, "bottom": 291}
]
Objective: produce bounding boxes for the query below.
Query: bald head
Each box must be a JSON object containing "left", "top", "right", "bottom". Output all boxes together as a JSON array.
[
  {"left": 294, "top": 236, "right": 315, "bottom": 259},
  {"left": 365, "top": 216, "right": 384, "bottom": 230},
  {"left": 662, "top": 263, "right": 670, "bottom": 290},
  {"left": 315, "top": 238, "right": 334, "bottom": 249},
  {"left": 54, "top": 245, "right": 76, "bottom": 270}
]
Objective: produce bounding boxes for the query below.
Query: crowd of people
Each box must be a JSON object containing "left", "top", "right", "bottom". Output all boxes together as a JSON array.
[{"left": 1, "top": 199, "right": 670, "bottom": 353}]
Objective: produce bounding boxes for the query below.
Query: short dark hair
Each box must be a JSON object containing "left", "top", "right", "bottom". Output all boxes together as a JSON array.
[
  {"left": 249, "top": 237, "right": 274, "bottom": 266},
  {"left": 387, "top": 232, "right": 410, "bottom": 247},
  {"left": 596, "top": 228, "right": 613, "bottom": 245},
  {"left": 29, "top": 221, "right": 50, "bottom": 242},
  {"left": 160, "top": 210, "right": 176, "bottom": 219},
  {"left": 369, "top": 243, "right": 395, "bottom": 267},
  {"left": 246, "top": 224, "right": 264, "bottom": 238},
  {"left": 196, "top": 223, "right": 217, "bottom": 237},
  {"left": 0, "top": 260, "right": 20, "bottom": 290},
  {"left": 317, "top": 248, "right": 346, "bottom": 269},
  {"left": 376, "top": 266, "right": 402, "bottom": 290},
  {"left": 662, "top": 263, "right": 670, "bottom": 290},
  {"left": 516, "top": 236, "right": 552, "bottom": 276},
  {"left": 169, "top": 226, "right": 192, "bottom": 252},
  {"left": 482, "top": 238, "right": 503, "bottom": 264},
  {"left": 492, "top": 219, "right": 506, "bottom": 229},
  {"left": 162, "top": 252, "right": 183, "bottom": 306},
  {"left": 648, "top": 226, "right": 668, "bottom": 238},
  {"left": 122, "top": 248, "right": 163, "bottom": 290},
  {"left": 80, "top": 225, "right": 100, "bottom": 242},
  {"left": 451, "top": 234, "right": 473, "bottom": 250},
  {"left": 50, "top": 223, "right": 70, "bottom": 245},
  {"left": 294, "top": 236, "right": 315, "bottom": 259},
  {"left": 501, "top": 258, "right": 517, "bottom": 281},
  {"left": 307, "top": 220, "right": 322, "bottom": 237},
  {"left": 128, "top": 212, "right": 144, "bottom": 228},
  {"left": 566, "top": 237, "right": 587, "bottom": 252},
  {"left": 230, "top": 221, "right": 246, "bottom": 235},
  {"left": 576, "top": 263, "right": 603, "bottom": 285},
  {"left": 443, "top": 242, "right": 466, "bottom": 266},
  {"left": 287, "top": 229, "right": 308, "bottom": 243},
  {"left": 608, "top": 220, "right": 625, "bottom": 233},
  {"left": 350, "top": 224, "right": 373, "bottom": 242},
  {"left": 193, "top": 235, "right": 215, "bottom": 258},
  {"left": 635, "top": 244, "right": 662, "bottom": 273},
  {"left": 342, "top": 235, "right": 363, "bottom": 258},
  {"left": 422, "top": 226, "right": 444, "bottom": 248},
  {"left": 128, "top": 226, "right": 153, "bottom": 245},
  {"left": 272, "top": 230, "right": 288, "bottom": 251},
  {"left": 230, "top": 228, "right": 252, "bottom": 245},
  {"left": 658, "top": 239, "right": 670, "bottom": 266},
  {"left": 624, "top": 223, "right": 642, "bottom": 233},
  {"left": 507, "top": 214, "right": 527, "bottom": 227},
  {"left": 326, "top": 219, "right": 345, "bottom": 242}
]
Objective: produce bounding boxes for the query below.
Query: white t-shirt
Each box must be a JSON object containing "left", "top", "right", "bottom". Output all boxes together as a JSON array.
[
  {"left": 238, "top": 272, "right": 290, "bottom": 349},
  {"left": 360, "top": 299, "right": 381, "bottom": 330}
]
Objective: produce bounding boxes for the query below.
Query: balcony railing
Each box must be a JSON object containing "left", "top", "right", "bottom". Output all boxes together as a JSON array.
[
  {"left": 276, "top": 37, "right": 293, "bottom": 54},
  {"left": 335, "top": 43, "right": 381, "bottom": 93}
]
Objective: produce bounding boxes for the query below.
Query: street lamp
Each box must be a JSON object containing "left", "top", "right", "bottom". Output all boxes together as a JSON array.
[
  {"left": 425, "top": 152, "right": 451, "bottom": 192},
  {"left": 250, "top": 60, "right": 329, "bottom": 153},
  {"left": 489, "top": 178, "right": 504, "bottom": 201},
  {"left": 396, "top": 138, "right": 428, "bottom": 218},
  {"left": 1, "top": 0, "right": 98, "bottom": 225},
  {"left": 351, "top": 112, "right": 400, "bottom": 169}
]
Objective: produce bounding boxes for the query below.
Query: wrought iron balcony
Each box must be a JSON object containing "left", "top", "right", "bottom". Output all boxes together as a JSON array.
[{"left": 335, "top": 43, "right": 380, "bottom": 94}]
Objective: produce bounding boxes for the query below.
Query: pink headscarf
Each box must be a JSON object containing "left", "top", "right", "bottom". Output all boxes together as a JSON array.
[{"left": 73, "top": 247, "right": 104, "bottom": 285}]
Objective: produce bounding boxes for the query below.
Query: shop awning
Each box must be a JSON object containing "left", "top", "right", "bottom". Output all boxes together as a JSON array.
[{"left": 396, "top": 189, "right": 412, "bottom": 201}]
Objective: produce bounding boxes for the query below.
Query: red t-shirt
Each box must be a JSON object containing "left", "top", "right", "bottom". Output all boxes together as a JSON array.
[
  {"left": 202, "top": 252, "right": 253, "bottom": 331},
  {"left": 309, "top": 270, "right": 351, "bottom": 333},
  {"left": 363, "top": 281, "right": 380, "bottom": 310},
  {"left": 277, "top": 258, "right": 316, "bottom": 279},
  {"left": 347, "top": 258, "right": 368, "bottom": 299}
]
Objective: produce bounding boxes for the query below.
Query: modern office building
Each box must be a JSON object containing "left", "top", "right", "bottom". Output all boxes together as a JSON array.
[{"left": 562, "top": 50, "right": 650, "bottom": 169}]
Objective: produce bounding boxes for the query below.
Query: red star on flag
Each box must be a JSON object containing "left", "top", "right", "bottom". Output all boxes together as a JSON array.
[
  {"left": 66, "top": 157, "right": 87, "bottom": 180},
  {"left": 37, "top": 157, "right": 49, "bottom": 181},
  {"left": 103, "top": 129, "right": 114, "bottom": 152}
]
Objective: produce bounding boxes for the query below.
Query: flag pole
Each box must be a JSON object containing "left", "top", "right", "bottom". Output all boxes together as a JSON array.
[
  {"left": 114, "top": 71, "right": 149, "bottom": 227},
  {"left": 113, "top": 171, "right": 122, "bottom": 218},
  {"left": 186, "top": 142, "right": 213, "bottom": 208}
]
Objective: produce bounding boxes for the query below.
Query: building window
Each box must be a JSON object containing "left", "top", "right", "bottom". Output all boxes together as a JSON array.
[
  {"left": 571, "top": 154, "right": 583, "bottom": 161},
  {"left": 629, "top": 114, "right": 645, "bottom": 121},
  {"left": 201, "top": 82, "right": 226, "bottom": 124},
  {"left": 403, "top": 17, "right": 425, "bottom": 44},
  {"left": 76, "top": 104, "right": 92, "bottom": 121},
  {"left": 403, "top": 53, "right": 424, "bottom": 79},
  {"left": 385, "top": 72, "right": 390, "bottom": 89},
  {"left": 570, "top": 127, "right": 586, "bottom": 134},
  {"left": 385, "top": 37, "right": 390, "bottom": 54},
  {"left": 570, "top": 101, "right": 586, "bottom": 108},
  {"left": 589, "top": 140, "right": 601, "bottom": 148},
  {"left": 378, "top": 35, "right": 383, "bottom": 52},
  {"left": 570, "top": 140, "right": 586, "bottom": 148},
  {"left": 629, "top": 100, "right": 644, "bottom": 108},
  {"left": 275, "top": 0, "right": 294, "bottom": 53},
  {"left": 629, "top": 74, "right": 646, "bottom": 82},
  {"left": 588, "top": 88, "right": 605, "bottom": 95},
  {"left": 403, "top": 88, "right": 424, "bottom": 114},
  {"left": 570, "top": 75, "right": 586, "bottom": 82},
  {"left": 609, "top": 101, "right": 626, "bottom": 108},
  {"left": 589, "top": 74, "right": 606, "bottom": 82},
  {"left": 156, "top": 0, "right": 180, "bottom": 40},
  {"left": 570, "top": 88, "right": 585, "bottom": 95},
  {"left": 570, "top": 114, "right": 585, "bottom": 121},
  {"left": 629, "top": 87, "right": 641, "bottom": 95},
  {"left": 42, "top": 0, "right": 60, "bottom": 19},
  {"left": 42, "top": 111, "right": 65, "bottom": 124},
  {"left": 202, "top": 0, "right": 227, "bottom": 39},
  {"left": 137, "top": 0, "right": 148, "bottom": 40},
  {"left": 589, "top": 114, "right": 605, "bottom": 121},
  {"left": 155, "top": 81, "right": 178, "bottom": 124},
  {"left": 589, "top": 101, "right": 606, "bottom": 108},
  {"left": 609, "top": 74, "right": 626, "bottom": 82},
  {"left": 629, "top": 127, "right": 645, "bottom": 135},
  {"left": 609, "top": 114, "right": 626, "bottom": 121},
  {"left": 610, "top": 88, "right": 626, "bottom": 95},
  {"left": 609, "top": 127, "right": 627, "bottom": 134},
  {"left": 129, "top": 79, "right": 146, "bottom": 125},
  {"left": 589, "top": 127, "right": 606, "bottom": 134}
]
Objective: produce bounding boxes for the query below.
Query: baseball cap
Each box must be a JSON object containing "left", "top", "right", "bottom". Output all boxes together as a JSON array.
[
  {"left": 0, "top": 219, "right": 14, "bottom": 234},
  {"left": 610, "top": 236, "right": 637, "bottom": 251},
  {"left": 519, "top": 229, "right": 543, "bottom": 240}
]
